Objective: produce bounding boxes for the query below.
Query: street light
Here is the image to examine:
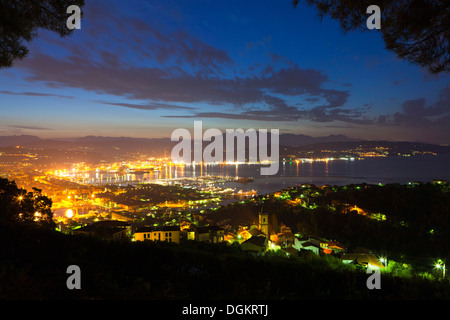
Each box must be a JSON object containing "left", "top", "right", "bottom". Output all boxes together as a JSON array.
[
  {"left": 378, "top": 254, "right": 388, "bottom": 269},
  {"left": 66, "top": 209, "right": 74, "bottom": 219},
  {"left": 435, "top": 259, "right": 446, "bottom": 278}
]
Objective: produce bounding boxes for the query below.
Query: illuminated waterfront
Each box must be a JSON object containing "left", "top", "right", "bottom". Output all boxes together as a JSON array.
[
  {"left": 2, "top": 153, "right": 449, "bottom": 230},
  {"left": 45, "top": 155, "right": 450, "bottom": 189}
]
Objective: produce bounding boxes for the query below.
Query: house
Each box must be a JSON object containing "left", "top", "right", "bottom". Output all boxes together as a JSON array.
[
  {"left": 341, "top": 253, "right": 385, "bottom": 269},
  {"left": 248, "top": 227, "right": 265, "bottom": 238},
  {"left": 241, "top": 236, "right": 268, "bottom": 254},
  {"left": 308, "top": 236, "right": 323, "bottom": 247},
  {"left": 185, "top": 228, "right": 197, "bottom": 241},
  {"left": 294, "top": 236, "right": 346, "bottom": 255},
  {"left": 298, "top": 241, "right": 320, "bottom": 255},
  {"left": 270, "top": 226, "right": 295, "bottom": 248},
  {"left": 237, "top": 227, "right": 252, "bottom": 242},
  {"left": 320, "top": 240, "right": 347, "bottom": 254},
  {"left": 134, "top": 226, "right": 180, "bottom": 244},
  {"left": 293, "top": 236, "right": 321, "bottom": 255},
  {"left": 72, "top": 220, "right": 131, "bottom": 241},
  {"left": 224, "top": 231, "right": 237, "bottom": 243},
  {"left": 195, "top": 225, "right": 225, "bottom": 243}
]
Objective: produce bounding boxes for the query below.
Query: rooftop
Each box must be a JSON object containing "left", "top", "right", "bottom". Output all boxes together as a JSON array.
[{"left": 135, "top": 226, "right": 180, "bottom": 233}]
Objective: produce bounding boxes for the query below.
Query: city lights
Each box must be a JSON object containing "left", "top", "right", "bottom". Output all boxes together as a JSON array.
[
  {"left": 0, "top": 0, "right": 449, "bottom": 304},
  {"left": 66, "top": 209, "right": 74, "bottom": 219}
]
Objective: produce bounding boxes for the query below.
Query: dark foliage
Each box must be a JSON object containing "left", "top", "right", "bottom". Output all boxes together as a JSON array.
[
  {"left": 0, "top": 178, "right": 54, "bottom": 228},
  {"left": 1, "top": 178, "right": 449, "bottom": 299},
  {"left": 1, "top": 221, "right": 449, "bottom": 299},
  {"left": 311, "top": 183, "right": 450, "bottom": 263},
  {"left": 294, "top": 0, "right": 450, "bottom": 74},
  {"left": 0, "top": 0, "right": 84, "bottom": 68},
  {"left": 211, "top": 182, "right": 450, "bottom": 268}
]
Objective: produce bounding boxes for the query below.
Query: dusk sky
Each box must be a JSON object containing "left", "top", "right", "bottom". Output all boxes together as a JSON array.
[{"left": 1, "top": 0, "right": 449, "bottom": 144}]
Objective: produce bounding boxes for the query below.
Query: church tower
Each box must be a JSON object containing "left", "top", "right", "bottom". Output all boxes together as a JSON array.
[{"left": 259, "top": 211, "right": 269, "bottom": 236}]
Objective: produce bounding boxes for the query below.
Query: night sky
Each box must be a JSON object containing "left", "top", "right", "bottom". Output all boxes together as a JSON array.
[{"left": 0, "top": 0, "right": 449, "bottom": 144}]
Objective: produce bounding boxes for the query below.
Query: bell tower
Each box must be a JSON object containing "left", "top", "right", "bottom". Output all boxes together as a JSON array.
[{"left": 259, "top": 211, "right": 269, "bottom": 236}]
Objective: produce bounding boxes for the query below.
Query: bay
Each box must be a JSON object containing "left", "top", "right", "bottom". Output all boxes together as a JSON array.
[{"left": 71, "top": 155, "right": 449, "bottom": 195}]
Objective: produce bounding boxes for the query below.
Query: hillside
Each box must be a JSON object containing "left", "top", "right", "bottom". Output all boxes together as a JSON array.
[{"left": 1, "top": 221, "right": 450, "bottom": 300}]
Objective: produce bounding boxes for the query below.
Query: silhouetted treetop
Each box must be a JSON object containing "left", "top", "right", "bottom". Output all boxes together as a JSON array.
[
  {"left": 293, "top": 0, "right": 450, "bottom": 74},
  {"left": 0, "top": 178, "right": 54, "bottom": 228},
  {"left": 0, "top": 0, "right": 84, "bottom": 68}
]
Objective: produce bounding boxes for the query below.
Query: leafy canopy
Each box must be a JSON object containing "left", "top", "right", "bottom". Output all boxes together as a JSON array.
[
  {"left": 0, "top": 178, "right": 54, "bottom": 228},
  {"left": 294, "top": 0, "right": 450, "bottom": 74},
  {"left": 0, "top": 0, "right": 84, "bottom": 68}
]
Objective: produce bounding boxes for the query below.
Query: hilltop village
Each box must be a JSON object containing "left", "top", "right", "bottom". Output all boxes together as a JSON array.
[
  {"left": 2, "top": 170, "right": 450, "bottom": 278},
  {"left": 72, "top": 210, "right": 385, "bottom": 269},
  {"left": 2, "top": 175, "right": 450, "bottom": 299},
  {"left": 56, "top": 178, "right": 450, "bottom": 278}
]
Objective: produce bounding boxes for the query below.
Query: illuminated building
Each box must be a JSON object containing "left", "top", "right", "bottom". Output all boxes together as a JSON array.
[
  {"left": 240, "top": 236, "right": 268, "bottom": 254},
  {"left": 134, "top": 226, "right": 180, "bottom": 244},
  {"left": 258, "top": 211, "right": 269, "bottom": 236},
  {"left": 194, "top": 225, "right": 225, "bottom": 243}
]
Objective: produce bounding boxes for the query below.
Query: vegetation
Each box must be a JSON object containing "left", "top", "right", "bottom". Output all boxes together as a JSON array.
[
  {"left": 294, "top": 0, "right": 450, "bottom": 74},
  {"left": 0, "top": 177, "right": 54, "bottom": 228},
  {"left": 1, "top": 178, "right": 450, "bottom": 299},
  {"left": 300, "top": 183, "right": 450, "bottom": 264},
  {"left": 1, "top": 221, "right": 450, "bottom": 299},
  {"left": 0, "top": 0, "right": 85, "bottom": 68},
  {"left": 205, "top": 181, "right": 450, "bottom": 275}
]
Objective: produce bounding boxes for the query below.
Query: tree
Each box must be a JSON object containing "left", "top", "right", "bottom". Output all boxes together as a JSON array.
[
  {"left": 0, "top": 0, "right": 84, "bottom": 68},
  {"left": 0, "top": 178, "right": 55, "bottom": 228},
  {"left": 293, "top": 0, "right": 450, "bottom": 74}
]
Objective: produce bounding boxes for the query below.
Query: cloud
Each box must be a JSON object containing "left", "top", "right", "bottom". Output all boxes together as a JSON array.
[
  {"left": 380, "top": 83, "right": 450, "bottom": 128},
  {"left": 83, "top": 2, "right": 232, "bottom": 73},
  {"left": 9, "top": 125, "right": 53, "bottom": 131},
  {"left": 96, "top": 101, "right": 195, "bottom": 111},
  {"left": 0, "top": 90, "right": 73, "bottom": 99},
  {"left": 392, "top": 84, "right": 450, "bottom": 127},
  {"left": 402, "top": 98, "right": 427, "bottom": 116},
  {"left": 17, "top": 49, "right": 361, "bottom": 123},
  {"left": 13, "top": 0, "right": 368, "bottom": 125}
]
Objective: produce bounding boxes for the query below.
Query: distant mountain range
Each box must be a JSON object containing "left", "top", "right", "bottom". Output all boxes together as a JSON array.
[
  {"left": 0, "top": 133, "right": 357, "bottom": 148},
  {"left": 0, "top": 135, "right": 172, "bottom": 156},
  {"left": 0, "top": 135, "right": 42, "bottom": 147},
  {"left": 285, "top": 140, "right": 450, "bottom": 157},
  {"left": 278, "top": 133, "right": 358, "bottom": 147},
  {"left": 1, "top": 134, "right": 448, "bottom": 157}
]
